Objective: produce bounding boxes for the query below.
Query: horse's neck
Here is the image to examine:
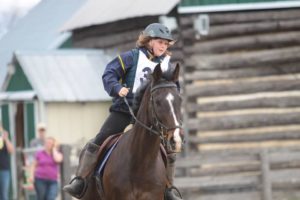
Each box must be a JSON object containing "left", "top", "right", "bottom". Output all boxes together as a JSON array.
[
  {"left": 129, "top": 124, "right": 161, "bottom": 167},
  {"left": 128, "top": 89, "right": 162, "bottom": 168}
]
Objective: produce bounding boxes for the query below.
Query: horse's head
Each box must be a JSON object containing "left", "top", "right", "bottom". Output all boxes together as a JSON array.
[{"left": 148, "top": 63, "right": 183, "bottom": 153}]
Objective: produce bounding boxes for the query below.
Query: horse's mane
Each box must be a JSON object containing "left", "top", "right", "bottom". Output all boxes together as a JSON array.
[{"left": 132, "top": 67, "right": 176, "bottom": 115}]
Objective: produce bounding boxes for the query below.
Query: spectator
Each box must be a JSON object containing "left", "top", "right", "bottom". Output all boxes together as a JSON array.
[
  {"left": 0, "top": 125, "right": 14, "bottom": 200},
  {"left": 30, "top": 123, "right": 47, "bottom": 148},
  {"left": 30, "top": 137, "right": 63, "bottom": 200}
]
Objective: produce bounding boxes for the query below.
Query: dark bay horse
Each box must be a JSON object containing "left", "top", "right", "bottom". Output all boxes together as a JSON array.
[{"left": 83, "top": 64, "right": 183, "bottom": 200}]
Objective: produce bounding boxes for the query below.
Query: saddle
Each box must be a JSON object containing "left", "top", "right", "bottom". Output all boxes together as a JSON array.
[{"left": 95, "top": 133, "right": 123, "bottom": 175}]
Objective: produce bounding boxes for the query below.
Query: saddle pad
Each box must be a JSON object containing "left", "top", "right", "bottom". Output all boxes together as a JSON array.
[{"left": 94, "top": 137, "right": 121, "bottom": 177}]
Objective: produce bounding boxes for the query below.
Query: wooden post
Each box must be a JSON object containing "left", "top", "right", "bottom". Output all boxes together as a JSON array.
[
  {"left": 60, "top": 144, "right": 72, "bottom": 200},
  {"left": 15, "top": 148, "right": 23, "bottom": 200},
  {"left": 260, "top": 149, "right": 272, "bottom": 200}
]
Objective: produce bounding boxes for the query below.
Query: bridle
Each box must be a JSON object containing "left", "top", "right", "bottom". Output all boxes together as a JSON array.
[
  {"left": 124, "top": 82, "right": 183, "bottom": 144},
  {"left": 150, "top": 83, "right": 183, "bottom": 133}
]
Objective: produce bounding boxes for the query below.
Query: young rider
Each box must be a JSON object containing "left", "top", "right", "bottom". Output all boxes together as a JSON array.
[{"left": 63, "top": 23, "right": 183, "bottom": 200}]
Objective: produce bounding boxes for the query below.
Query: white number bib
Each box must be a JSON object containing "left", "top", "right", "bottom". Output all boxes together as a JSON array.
[{"left": 132, "top": 50, "right": 170, "bottom": 93}]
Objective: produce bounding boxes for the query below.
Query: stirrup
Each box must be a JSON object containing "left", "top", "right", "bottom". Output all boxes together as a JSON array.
[
  {"left": 65, "top": 176, "right": 88, "bottom": 199},
  {"left": 165, "top": 185, "right": 183, "bottom": 199}
]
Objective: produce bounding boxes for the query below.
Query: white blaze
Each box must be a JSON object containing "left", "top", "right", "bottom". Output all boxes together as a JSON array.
[{"left": 166, "top": 93, "right": 182, "bottom": 152}]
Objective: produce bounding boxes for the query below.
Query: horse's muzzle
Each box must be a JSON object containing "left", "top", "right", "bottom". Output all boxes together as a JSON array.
[{"left": 168, "top": 128, "right": 183, "bottom": 153}]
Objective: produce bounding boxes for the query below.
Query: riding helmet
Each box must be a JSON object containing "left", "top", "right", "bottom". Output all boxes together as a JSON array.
[{"left": 143, "top": 23, "right": 174, "bottom": 41}]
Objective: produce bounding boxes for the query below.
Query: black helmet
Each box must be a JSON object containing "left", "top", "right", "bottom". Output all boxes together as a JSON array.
[{"left": 143, "top": 23, "right": 174, "bottom": 41}]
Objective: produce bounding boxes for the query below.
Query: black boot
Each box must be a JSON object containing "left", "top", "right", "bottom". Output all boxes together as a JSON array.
[
  {"left": 63, "top": 142, "right": 100, "bottom": 199},
  {"left": 165, "top": 153, "right": 183, "bottom": 200}
]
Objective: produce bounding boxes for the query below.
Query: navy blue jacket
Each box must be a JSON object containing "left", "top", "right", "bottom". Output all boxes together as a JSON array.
[{"left": 102, "top": 47, "right": 169, "bottom": 114}]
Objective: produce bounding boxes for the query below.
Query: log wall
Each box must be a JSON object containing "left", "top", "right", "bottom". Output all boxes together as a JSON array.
[
  {"left": 175, "top": 148, "right": 300, "bottom": 200},
  {"left": 179, "top": 8, "right": 300, "bottom": 153}
]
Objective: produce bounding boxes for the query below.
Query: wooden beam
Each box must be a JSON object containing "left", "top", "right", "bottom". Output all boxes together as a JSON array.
[
  {"left": 177, "top": 160, "right": 300, "bottom": 177},
  {"left": 187, "top": 91, "right": 300, "bottom": 112},
  {"left": 188, "top": 108, "right": 300, "bottom": 131},
  {"left": 175, "top": 174, "right": 259, "bottom": 190},
  {"left": 184, "top": 62, "right": 300, "bottom": 81},
  {"left": 179, "top": 9, "right": 300, "bottom": 26},
  {"left": 185, "top": 191, "right": 261, "bottom": 200},
  {"left": 60, "top": 145, "right": 73, "bottom": 200},
  {"left": 186, "top": 162, "right": 260, "bottom": 177},
  {"left": 271, "top": 168, "right": 300, "bottom": 189},
  {"left": 260, "top": 149, "right": 272, "bottom": 200},
  {"left": 176, "top": 149, "right": 300, "bottom": 167},
  {"left": 184, "top": 31, "right": 300, "bottom": 54},
  {"left": 181, "top": 19, "right": 300, "bottom": 41},
  {"left": 209, "top": 19, "right": 300, "bottom": 39},
  {"left": 210, "top": 9, "right": 300, "bottom": 25},
  {"left": 195, "top": 124, "right": 300, "bottom": 137},
  {"left": 192, "top": 131, "right": 300, "bottom": 144},
  {"left": 186, "top": 74, "right": 300, "bottom": 97},
  {"left": 186, "top": 47, "right": 300, "bottom": 70},
  {"left": 197, "top": 141, "right": 300, "bottom": 153}
]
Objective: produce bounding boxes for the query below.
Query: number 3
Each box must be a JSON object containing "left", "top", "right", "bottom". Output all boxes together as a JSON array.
[{"left": 140, "top": 67, "right": 152, "bottom": 84}]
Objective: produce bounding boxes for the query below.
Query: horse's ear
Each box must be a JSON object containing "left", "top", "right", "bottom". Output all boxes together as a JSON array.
[
  {"left": 152, "top": 64, "right": 163, "bottom": 82},
  {"left": 172, "top": 63, "right": 180, "bottom": 82}
]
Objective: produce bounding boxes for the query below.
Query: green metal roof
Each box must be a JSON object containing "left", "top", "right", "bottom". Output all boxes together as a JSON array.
[
  {"left": 179, "top": 0, "right": 300, "bottom": 13},
  {"left": 180, "top": 0, "right": 298, "bottom": 6},
  {"left": 8, "top": 49, "right": 113, "bottom": 102}
]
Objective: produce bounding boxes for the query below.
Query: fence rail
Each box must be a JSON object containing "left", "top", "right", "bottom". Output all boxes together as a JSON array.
[{"left": 175, "top": 148, "right": 300, "bottom": 200}]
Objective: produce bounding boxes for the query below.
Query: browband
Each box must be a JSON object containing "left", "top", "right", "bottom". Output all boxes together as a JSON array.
[{"left": 151, "top": 83, "right": 177, "bottom": 93}]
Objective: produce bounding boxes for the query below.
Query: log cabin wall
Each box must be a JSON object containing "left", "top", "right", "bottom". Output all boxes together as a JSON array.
[{"left": 179, "top": 8, "right": 300, "bottom": 153}]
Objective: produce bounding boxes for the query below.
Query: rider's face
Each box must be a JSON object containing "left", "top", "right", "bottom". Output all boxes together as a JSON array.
[{"left": 149, "top": 38, "right": 170, "bottom": 57}]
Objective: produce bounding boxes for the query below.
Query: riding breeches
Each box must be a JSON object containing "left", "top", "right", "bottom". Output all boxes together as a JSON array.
[{"left": 93, "top": 111, "right": 131, "bottom": 145}]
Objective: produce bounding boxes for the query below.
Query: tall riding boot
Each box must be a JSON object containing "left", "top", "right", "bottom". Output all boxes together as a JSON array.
[
  {"left": 63, "top": 142, "right": 100, "bottom": 199},
  {"left": 165, "top": 153, "right": 183, "bottom": 200}
]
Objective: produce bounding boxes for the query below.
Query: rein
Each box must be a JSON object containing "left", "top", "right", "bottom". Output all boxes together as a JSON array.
[
  {"left": 124, "top": 96, "right": 162, "bottom": 138},
  {"left": 123, "top": 82, "right": 182, "bottom": 141}
]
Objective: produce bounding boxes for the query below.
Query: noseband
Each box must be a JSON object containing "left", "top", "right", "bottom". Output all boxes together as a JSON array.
[{"left": 124, "top": 82, "right": 182, "bottom": 141}]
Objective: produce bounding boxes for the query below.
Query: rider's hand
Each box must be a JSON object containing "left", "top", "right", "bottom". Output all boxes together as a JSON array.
[
  {"left": 118, "top": 87, "right": 129, "bottom": 97},
  {"left": 2, "top": 131, "right": 8, "bottom": 141}
]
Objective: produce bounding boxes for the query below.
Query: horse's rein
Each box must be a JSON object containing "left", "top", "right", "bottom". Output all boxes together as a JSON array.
[
  {"left": 123, "top": 82, "right": 182, "bottom": 139},
  {"left": 123, "top": 96, "right": 163, "bottom": 138}
]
